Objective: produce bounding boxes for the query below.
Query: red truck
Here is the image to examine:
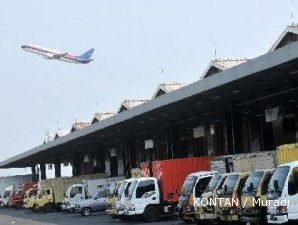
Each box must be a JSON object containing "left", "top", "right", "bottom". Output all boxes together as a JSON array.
[
  {"left": 9, "top": 182, "right": 36, "bottom": 209},
  {"left": 124, "top": 157, "right": 211, "bottom": 222}
]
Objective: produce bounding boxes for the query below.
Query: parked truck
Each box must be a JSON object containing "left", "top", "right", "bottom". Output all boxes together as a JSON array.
[
  {"left": 106, "top": 180, "right": 123, "bottom": 217},
  {"left": 124, "top": 157, "right": 210, "bottom": 222},
  {"left": 114, "top": 178, "right": 135, "bottom": 220},
  {"left": 197, "top": 173, "right": 226, "bottom": 224},
  {"left": 217, "top": 172, "right": 249, "bottom": 223},
  {"left": 0, "top": 174, "right": 38, "bottom": 207},
  {"left": 178, "top": 171, "right": 217, "bottom": 223},
  {"left": 31, "top": 173, "right": 107, "bottom": 212},
  {"left": 62, "top": 177, "right": 117, "bottom": 212},
  {"left": 9, "top": 182, "right": 36, "bottom": 209},
  {"left": 24, "top": 187, "right": 38, "bottom": 209},
  {"left": 240, "top": 169, "right": 273, "bottom": 225},
  {"left": 266, "top": 161, "right": 298, "bottom": 224}
]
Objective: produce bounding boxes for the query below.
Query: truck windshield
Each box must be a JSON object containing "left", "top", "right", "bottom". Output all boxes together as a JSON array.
[
  {"left": 181, "top": 175, "right": 198, "bottom": 196},
  {"left": 204, "top": 174, "right": 222, "bottom": 192},
  {"left": 218, "top": 175, "right": 239, "bottom": 197},
  {"left": 267, "top": 166, "right": 290, "bottom": 199},
  {"left": 117, "top": 181, "right": 127, "bottom": 197},
  {"left": 128, "top": 180, "right": 138, "bottom": 197},
  {"left": 241, "top": 171, "right": 264, "bottom": 195},
  {"left": 107, "top": 182, "right": 118, "bottom": 197}
]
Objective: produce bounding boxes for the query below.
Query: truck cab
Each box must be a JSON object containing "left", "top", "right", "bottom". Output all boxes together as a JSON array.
[
  {"left": 2, "top": 186, "right": 14, "bottom": 207},
  {"left": 125, "top": 177, "right": 160, "bottom": 222},
  {"left": 267, "top": 161, "right": 298, "bottom": 224},
  {"left": 217, "top": 172, "right": 249, "bottom": 222},
  {"left": 179, "top": 171, "right": 216, "bottom": 223},
  {"left": 106, "top": 180, "right": 122, "bottom": 217},
  {"left": 240, "top": 169, "right": 273, "bottom": 224},
  {"left": 9, "top": 182, "right": 35, "bottom": 209},
  {"left": 115, "top": 178, "right": 135, "bottom": 218},
  {"left": 62, "top": 184, "right": 85, "bottom": 211},
  {"left": 198, "top": 173, "right": 226, "bottom": 223},
  {"left": 24, "top": 188, "right": 38, "bottom": 209},
  {"left": 33, "top": 188, "right": 54, "bottom": 212}
]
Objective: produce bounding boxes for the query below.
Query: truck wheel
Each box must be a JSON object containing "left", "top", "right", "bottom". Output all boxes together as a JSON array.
[
  {"left": 32, "top": 204, "right": 40, "bottom": 212},
  {"left": 143, "top": 206, "right": 159, "bottom": 222},
  {"left": 43, "top": 203, "right": 55, "bottom": 213},
  {"left": 81, "top": 207, "right": 92, "bottom": 216}
]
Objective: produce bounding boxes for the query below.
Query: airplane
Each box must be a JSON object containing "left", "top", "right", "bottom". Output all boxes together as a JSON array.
[{"left": 21, "top": 44, "right": 94, "bottom": 64}]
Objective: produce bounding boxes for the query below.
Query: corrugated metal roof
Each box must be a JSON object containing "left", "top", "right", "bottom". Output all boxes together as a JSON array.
[
  {"left": 55, "top": 129, "right": 70, "bottom": 139},
  {"left": 152, "top": 83, "right": 186, "bottom": 99},
  {"left": 269, "top": 23, "right": 298, "bottom": 52},
  {"left": 1, "top": 39, "right": 298, "bottom": 168},
  {"left": 200, "top": 58, "right": 247, "bottom": 79},
  {"left": 70, "top": 122, "right": 91, "bottom": 132},
  {"left": 92, "top": 112, "right": 116, "bottom": 124},
  {"left": 118, "top": 99, "right": 148, "bottom": 113},
  {"left": 201, "top": 59, "right": 247, "bottom": 79}
]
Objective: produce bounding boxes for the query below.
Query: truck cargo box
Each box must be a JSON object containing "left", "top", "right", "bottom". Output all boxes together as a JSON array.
[
  {"left": 140, "top": 157, "right": 210, "bottom": 203},
  {"left": 39, "top": 173, "right": 108, "bottom": 203},
  {"left": 276, "top": 143, "right": 298, "bottom": 165}
]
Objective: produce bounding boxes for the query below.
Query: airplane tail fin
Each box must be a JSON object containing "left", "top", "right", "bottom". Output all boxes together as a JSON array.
[{"left": 79, "top": 48, "right": 94, "bottom": 59}]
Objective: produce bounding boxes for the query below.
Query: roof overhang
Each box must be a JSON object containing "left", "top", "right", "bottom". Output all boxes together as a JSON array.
[{"left": 2, "top": 41, "right": 298, "bottom": 168}]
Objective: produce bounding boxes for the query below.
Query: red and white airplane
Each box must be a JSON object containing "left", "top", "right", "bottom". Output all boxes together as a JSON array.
[{"left": 21, "top": 44, "right": 94, "bottom": 64}]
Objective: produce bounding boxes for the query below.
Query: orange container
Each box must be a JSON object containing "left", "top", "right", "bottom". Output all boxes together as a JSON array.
[{"left": 141, "top": 157, "right": 210, "bottom": 203}]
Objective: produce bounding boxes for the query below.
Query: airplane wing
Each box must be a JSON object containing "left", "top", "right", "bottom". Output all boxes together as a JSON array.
[{"left": 53, "top": 52, "right": 68, "bottom": 58}]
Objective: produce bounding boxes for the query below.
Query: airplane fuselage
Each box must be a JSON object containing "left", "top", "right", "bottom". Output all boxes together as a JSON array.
[{"left": 21, "top": 44, "right": 94, "bottom": 64}]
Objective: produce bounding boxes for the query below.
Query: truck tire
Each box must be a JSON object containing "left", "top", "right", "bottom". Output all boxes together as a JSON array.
[
  {"left": 143, "top": 206, "right": 159, "bottom": 222},
  {"left": 43, "top": 203, "right": 55, "bottom": 213},
  {"left": 81, "top": 207, "right": 92, "bottom": 216},
  {"left": 32, "top": 204, "right": 40, "bottom": 212}
]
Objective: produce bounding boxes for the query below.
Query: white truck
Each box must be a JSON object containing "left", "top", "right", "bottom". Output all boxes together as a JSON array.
[
  {"left": 114, "top": 178, "right": 135, "bottom": 220},
  {"left": 1, "top": 186, "right": 14, "bottom": 207},
  {"left": 267, "top": 161, "right": 298, "bottom": 224},
  {"left": 62, "top": 178, "right": 115, "bottom": 211}
]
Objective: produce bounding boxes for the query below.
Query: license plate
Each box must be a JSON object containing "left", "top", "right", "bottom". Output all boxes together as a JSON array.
[{"left": 270, "top": 215, "right": 277, "bottom": 221}]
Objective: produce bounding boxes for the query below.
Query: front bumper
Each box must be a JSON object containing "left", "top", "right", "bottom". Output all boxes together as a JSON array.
[
  {"left": 220, "top": 208, "right": 239, "bottom": 222},
  {"left": 267, "top": 215, "right": 288, "bottom": 224},
  {"left": 106, "top": 209, "right": 116, "bottom": 215}
]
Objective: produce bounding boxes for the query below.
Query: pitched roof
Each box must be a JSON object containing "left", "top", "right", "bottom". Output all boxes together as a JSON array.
[
  {"left": 54, "top": 129, "right": 70, "bottom": 139},
  {"left": 200, "top": 58, "right": 247, "bottom": 79},
  {"left": 269, "top": 24, "right": 298, "bottom": 52},
  {"left": 152, "top": 83, "right": 186, "bottom": 99},
  {"left": 118, "top": 99, "right": 148, "bottom": 113},
  {"left": 91, "top": 112, "right": 116, "bottom": 124},
  {"left": 70, "top": 122, "right": 91, "bottom": 132}
]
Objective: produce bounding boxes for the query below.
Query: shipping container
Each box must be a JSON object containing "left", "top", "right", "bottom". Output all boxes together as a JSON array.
[{"left": 141, "top": 157, "right": 211, "bottom": 203}]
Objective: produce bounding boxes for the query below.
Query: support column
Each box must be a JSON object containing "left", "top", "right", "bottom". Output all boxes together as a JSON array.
[
  {"left": 31, "top": 165, "right": 36, "bottom": 175},
  {"left": 40, "top": 163, "right": 46, "bottom": 180},
  {"left": 54, "top": 162, "right": 61, "bottom": 178}
]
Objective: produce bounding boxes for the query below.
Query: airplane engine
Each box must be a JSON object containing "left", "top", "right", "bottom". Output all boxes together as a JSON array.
[{"left": 43, "top": 53, "right": 54, "bottom": 59}]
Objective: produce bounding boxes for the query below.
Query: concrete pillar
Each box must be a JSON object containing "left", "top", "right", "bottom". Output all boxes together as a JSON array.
[
  {"left": 40, "top": 163, "right": 46, "bottom": 180},
  {"left": 31, "top": 165, "right": 36, "bottom": 175},
  {"left": 54, "top": 162, "right": 61, "bottom": 178}
]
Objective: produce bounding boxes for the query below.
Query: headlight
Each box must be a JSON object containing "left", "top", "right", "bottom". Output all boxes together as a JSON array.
[
  {"left": 118, "top": 204, "right": 124, "bottom": 210},
  {"left": 277, "top": 206, "right": 287, "bottom": 214},
  {"left": 230, "top": 208, "right": 238, "bottom": 215},
  {"left": 127, "top": 203, "right": 135, "bottom": 211}
]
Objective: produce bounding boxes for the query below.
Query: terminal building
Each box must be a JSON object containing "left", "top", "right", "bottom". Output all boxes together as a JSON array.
[{"left": 1, "top": 25, "right": 298, "bottom": 179}]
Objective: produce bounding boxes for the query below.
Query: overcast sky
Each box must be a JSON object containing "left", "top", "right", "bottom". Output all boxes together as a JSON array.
[{"left": 0, "top": 0, "right": 297, "bottom": 176}]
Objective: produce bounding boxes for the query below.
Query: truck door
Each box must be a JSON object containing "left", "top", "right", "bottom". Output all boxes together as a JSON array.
[
  {"left": 287, "top": 167, "right": 298, "bottom": 220},
  {"left": 94, "top": 191, "right": 107, "bottom": 210},
  {"left": 69, "top": 185, "right": 84, "bottom": 205},
  {"left": 134, "top": 180, "right": 159, "bottom": 212}
]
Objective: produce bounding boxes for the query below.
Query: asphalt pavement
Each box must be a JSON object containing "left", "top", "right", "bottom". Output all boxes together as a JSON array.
[{"left": 0, "top": 208, "right": 183, "bottom": 225}]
